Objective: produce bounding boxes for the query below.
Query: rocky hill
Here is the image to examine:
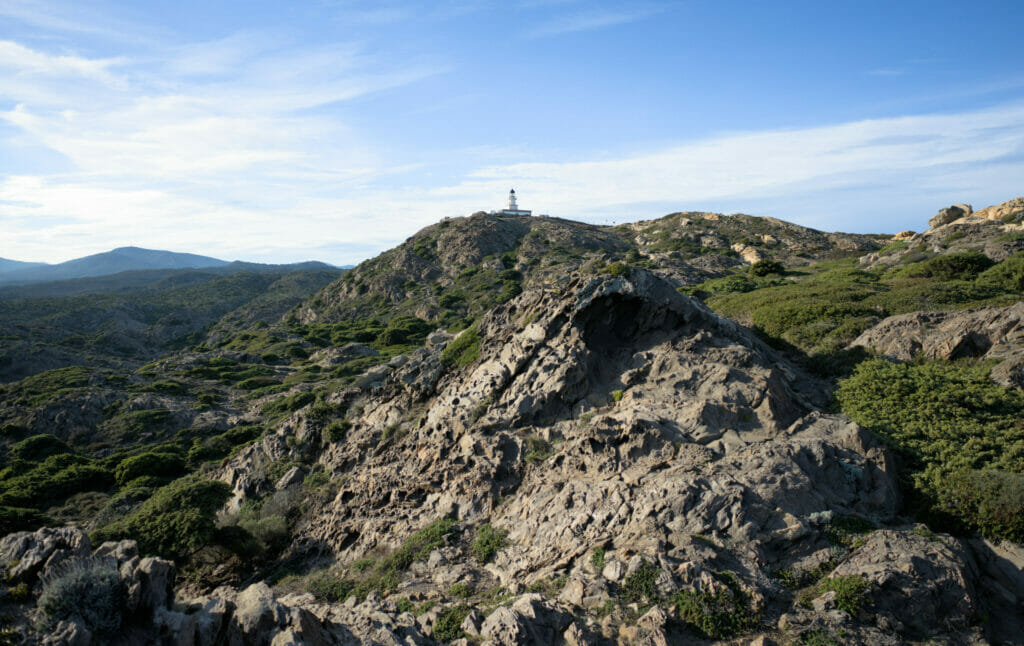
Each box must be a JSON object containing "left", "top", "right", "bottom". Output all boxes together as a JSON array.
[
  {"left": 293, "top": 211, "right": 884, "bottom": 330},
  {"left": 0, "top": 200, "right": 1022, "bottom": 646}
]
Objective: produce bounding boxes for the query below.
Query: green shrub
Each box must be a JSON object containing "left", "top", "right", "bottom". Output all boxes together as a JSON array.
[
  {"left": 114, "top": 451, "right": 186, "bottom": 487},
  {"left": 433, "top": 604, "right": 472, "bottom": 642},
  {"left": 937, "top": 469, "right": 1024, "bottom": 542},
  {"left": 0, "top": 506, "right": 50, "bottom": 535},
  {"left": 305, "top": 570, "right": 353, "bottom": 602},
  {"left": 802, "top": 574, "right": 869, "bottom": 615},
  {"left": 304, "top": 517, "right": 456, "bottom": 603},
  {"left": 591, "top": 547, "right": 606, "bottom": 570},
  {"left": 619, "top": 559, "right": 660, "bottom": 604},
  {"left": 395, "top": 597, "right": 414, "bottom": 614},
  {"left": 523, "top": 436, "right": 552, "bottom": 463},
  {"left": 441, "top": 325, "right": 480, "bottom": 368},
  {"left": 9, "top": 434, "right": 70, "bottom": 462},
  {"left": 237, "top": 512, "right": 290, "bottom": 555},
  {"left": 237, "top": 376, "right": 281, "bottom": 390},
  {"left": 6, "top": 366, "right": 93, "bottom": 406},
  {"left": 896, "top": 251, "right": 995, "bottom": 280},
  {"left": 601, "top": 261, "right": 628, "bottom": 276},
  {"left": 0, "top": 455, "right": 115, "bottom": 508},
  {"left": 837, "top": 358, "right": 1024, "bottom": 540},
  {"left": 750, "top": 259, "right": 784, "bottom": 276},
  {"left": 322, "top": 420, "right": 351, "bottom": 443},
  {"left": 37, "top": 557, "right": 122, "bottom": 635},
  {"left": 673, "top": 571, "right": 755, "bottom": 639},
  {"left": 7, "top": 582, "right": 31, "bottom": 603},
  {"left": 262, "top": 392, "right": 315, "bottom": 418},
  {"left": 976, "top": 251, "right": 1024, "bottom": 292},
  {"left": 449, "top": 582, "right": 474, "bottom": 598},
  {"left": 472, "top": 523, "right": 508, "bottom": 564},
  {"left": 91, "top": 476, "right": 232, "bottom": 560}
]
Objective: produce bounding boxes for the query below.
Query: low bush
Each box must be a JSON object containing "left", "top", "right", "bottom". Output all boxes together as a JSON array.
[
  {"left": 433, "top": 604, "right": 472, "bottom": 642},
  {"left": 0, "top": 505, "right": 50, "bottom": 535},
  {"left": 92, "top": 476, "right": 232, "bottom": 560},
  {"left": 262, "top": 392, "right": 315, "bottom": 418},
  {"left": 37, "top": 557, "right": 122, "bottom": 635},
  {"left": 937, "top": 469, "right": 1024, "bottom": 542},
  {"left": 472, "top": 523, "right": 508, "bottom": 564},
  {"left": 305, "top": 517, "right": 456, "bottom": 603},
  {"left": 322, "top": 420, "right": 351, "bottom": 443},
  {"left": 837, "top": 358, "right": 1024, "bottom": 540},
  {"left": 673, "top": 571, "right": 756, "bottom": 639},
  {"left": 750, "top": 259, "right": 784, "bottom": 276},
  {"left": 0, "top": 455, "right": 115, "bottom": 508},
  {"left": 600, "top": 261, "right": 628, "bottom": 276},
  {"left": 9, "top": 434, "right": 71, "bottom": 462},
  {"left": 976, "top": 251, "right": 1024, "bottom": 292},
  {"left": 801, "top": 574, "right": 869, "bottom": 615},
  {"left": 895, "top": 251, "right": 995, "bottom": 281},
  {"left": 114, "top": 451, "right": 186, "bottom": 487},
  {"left": 619, "top": 559, "right": 660, "bottom": 604},
  {"left": 441, "top": 325, "right": 480, "bottom": 368}
]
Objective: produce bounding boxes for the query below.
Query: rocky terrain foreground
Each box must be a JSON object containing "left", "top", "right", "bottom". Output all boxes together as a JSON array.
[{"left": 2, "top": 199, "right": 1023, "bottom": 645}]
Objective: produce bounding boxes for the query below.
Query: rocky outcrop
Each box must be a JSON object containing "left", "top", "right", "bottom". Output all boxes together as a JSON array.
[
  {"left": 928, "top": 203, "right": 973, "bottom": 228},
  {"left": 974, "top": 197, "right": 1024, "bottom": 223},
  {"left": 849, "top": 302, "right": 1024, "bottom": 388},
  {"left": 832, "top": 530, "right": 980, "bottom": 638},
  {"left": 0, "top": 528, "right": 175, "bottom": 644}
]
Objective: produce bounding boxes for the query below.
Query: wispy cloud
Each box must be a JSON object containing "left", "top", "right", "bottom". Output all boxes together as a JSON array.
[
  {"left": 867, "top": 68, "right": 905, "bottom": 77},
  {"left": 524, "top": 5, "right": 663, "bottom": 38}
]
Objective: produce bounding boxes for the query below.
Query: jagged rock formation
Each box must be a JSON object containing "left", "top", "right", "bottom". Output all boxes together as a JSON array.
[
  {"left": 198, "top": 268, "right": 1021, "bottom": 645},
  {"left": 850, "top": 302, "right": 1024, "bottom": 389}
]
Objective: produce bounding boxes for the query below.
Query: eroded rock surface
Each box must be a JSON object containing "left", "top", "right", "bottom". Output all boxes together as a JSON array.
[{"left": 849, "top": 302, "right": 1024, "bottom": 388}]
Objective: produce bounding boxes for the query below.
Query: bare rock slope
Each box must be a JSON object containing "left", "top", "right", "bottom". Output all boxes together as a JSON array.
[{"left": 192, "top": 268, "right": 1018, "bottom": 645}]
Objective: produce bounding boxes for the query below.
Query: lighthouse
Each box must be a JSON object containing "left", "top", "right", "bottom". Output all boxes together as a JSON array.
[{"left": 501, "top": 188, "right": 532, "bottom": 216}]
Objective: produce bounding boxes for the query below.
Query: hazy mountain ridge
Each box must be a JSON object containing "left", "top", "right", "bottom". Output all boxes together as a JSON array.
[{"left": 0, "top": 201, "right": 1022, "bottom": 645}]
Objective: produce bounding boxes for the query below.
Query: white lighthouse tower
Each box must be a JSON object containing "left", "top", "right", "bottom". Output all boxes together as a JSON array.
[{"left": 501, "top": 188, "right": 532, "bottom": 216}]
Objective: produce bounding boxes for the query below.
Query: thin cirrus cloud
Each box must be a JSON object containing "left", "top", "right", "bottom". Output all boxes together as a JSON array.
[
  {"left": 523, "top": 5, "right": 664, "bottom": 38},
  {"left": 430, "top": 101, "right": 1024, "bottom": 226}
]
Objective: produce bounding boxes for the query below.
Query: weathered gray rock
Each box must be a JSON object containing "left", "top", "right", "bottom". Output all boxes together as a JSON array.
[
  {"left": 275, "top": 465, "right": 306, "bottom": 490},
  {"left": 480, "top": 606, "right": 531, "bottom": 645},
  {"left": 0, "top": 526, "right": 90, "bottom": 582},
  {"left": 40, "top": 620, "right": 91, "bottom": 646},
  {"left": 929, "top": 203, "right": 972, "bottom": 227},
  {"left": 832, "top": 530, "right": 979, "bottom": 638},
  {"left": 850, "top": 302, "right": 1024, "bottom": 389},
  {"left": 233, "top": 583, "right": 286, "bottom": 644}
]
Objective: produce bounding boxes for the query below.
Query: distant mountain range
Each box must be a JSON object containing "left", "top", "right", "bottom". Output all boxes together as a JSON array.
[{"left": 0, "top": 246, "right": 342, "bottom": 286}]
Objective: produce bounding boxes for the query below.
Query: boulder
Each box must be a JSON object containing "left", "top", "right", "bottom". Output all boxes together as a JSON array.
[
  {"left": 0, "top": 526, "right": 91, "bottom": 582},
  {"left": 832, "top": 530, "right": 979, "bottom": 638},
  {"left": 480, "top": 607, "right": 531, "bottom": 645},
  {"left": 928, "top": 203, "right": 972, "bottom": 227}
]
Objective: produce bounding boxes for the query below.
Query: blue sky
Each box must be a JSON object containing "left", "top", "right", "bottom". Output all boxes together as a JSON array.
[{"left": 2, "top": 0, "right": 1023, "bottom": 264}]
